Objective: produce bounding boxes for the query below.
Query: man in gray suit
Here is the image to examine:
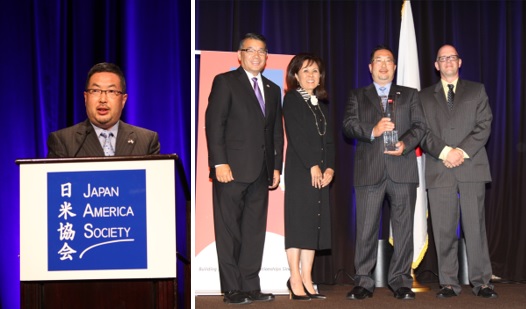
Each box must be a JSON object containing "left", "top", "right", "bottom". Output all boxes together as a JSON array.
[
  {"left": 47, "top": 62, "right": 160, "bottom": 157},
  {"left": 420, "top": 44, "right": 497, "bottom": 299},
  {"left": 343, "top": 45, "right": 426, "bottom": 300}
]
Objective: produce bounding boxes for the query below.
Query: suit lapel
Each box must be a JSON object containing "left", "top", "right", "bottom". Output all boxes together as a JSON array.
[
  {"left": 75, "top": 121, "right": 90, "bottom": 147},
  {"left": 433, "top": 82, "right": 450, "bottom": 114},
  {"left": 389, "top": 85, "right": 402, "bottom": 97},
  {"left": 115, "top": 121, "right": 137, "bottom": 156},
  {"left": 365, "top": 84, "right": 383, "bottom": 114},
  {"left": 261, "top": 75, "right": 273, "bottom": 118},
  {"left": 79, "top": 120, "right": 105, "bottom": 156},
  {"left": 235, "top": 67, "right": 266, "bottom": 118},
  {"left": 453, "top": 79, "right": 465, "bottom": 109}
]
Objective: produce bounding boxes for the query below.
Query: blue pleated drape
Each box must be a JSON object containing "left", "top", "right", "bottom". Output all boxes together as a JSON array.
[{"left": 0, "top": 1, "right": 190, "bottom": 308}]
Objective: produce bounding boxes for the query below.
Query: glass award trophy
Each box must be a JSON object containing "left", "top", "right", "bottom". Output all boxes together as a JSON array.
[{"left": 382, "top": 94, "right": 398, "bottom": 151}]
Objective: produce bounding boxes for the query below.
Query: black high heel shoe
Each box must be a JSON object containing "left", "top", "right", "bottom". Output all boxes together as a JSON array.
[
  {"left": 304, "top": 284, "right": 327, "bottom": 300},
  {"left": 287, "top": 279, "right": 311, "bottom": 301}
]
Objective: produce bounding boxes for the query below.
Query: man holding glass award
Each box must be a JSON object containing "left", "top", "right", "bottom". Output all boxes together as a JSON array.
[{"left": 343, "top": 45, "right": 426, "bottom": 300}]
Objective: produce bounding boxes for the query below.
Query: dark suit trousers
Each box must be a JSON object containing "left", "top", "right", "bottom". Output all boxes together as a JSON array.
[
  {"left": 212, "top": 164, "right": 269, "bottom": 292},
  {"left": 354, "top": 177, "right": 416, "bottom": 292},
  {"left": 428, "top": 182, "right": 493, "bottom": 295}
]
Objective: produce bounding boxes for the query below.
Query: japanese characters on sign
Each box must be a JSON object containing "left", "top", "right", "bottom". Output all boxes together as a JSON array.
[{"left": 47, "top": 170, "right": 148, "bottom": 271}]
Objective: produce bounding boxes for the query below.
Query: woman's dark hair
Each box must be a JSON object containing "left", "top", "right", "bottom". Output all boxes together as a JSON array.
[{"left": 285, "top": 53, "right": 328, "bottom": 100}]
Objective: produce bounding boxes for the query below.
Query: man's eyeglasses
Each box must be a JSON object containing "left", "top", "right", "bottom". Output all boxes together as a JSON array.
[
  {"left": 86, "top": 89, "right": 124, "bottom": 97},
  {"left": 437, "top": 55, "right": 459, "bottom": 62},
  {"left": 372, "top": 58, "right": 394, "bottom": 64},
  {"left": 240, "top": 48, "right": 268, "bottom": 56}
]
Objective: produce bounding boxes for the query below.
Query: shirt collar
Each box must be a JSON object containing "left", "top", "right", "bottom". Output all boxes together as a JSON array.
[
  {"left": 441, "top": 78, "right": 458, "bottom": 93},
  {"left": 373, "top": 82, "right": 392, "bottom": 95},
  {"left": 92, "top": 121, "right": 119, "bottom": 137},
  {"left": 243, "top": 69, "right": 262, "bottom": 83}
]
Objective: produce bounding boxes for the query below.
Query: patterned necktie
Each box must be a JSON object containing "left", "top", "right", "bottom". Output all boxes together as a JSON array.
[
  {"left": 447, "top": 84, "right": 455, "bottom": 110},
  {"left": 379, "top": 87, "right": 387, "bottom": 111},
  {"left": 100, "top": 131, "right": 115, "bottom": 156},
  {"left": 252, "top": 77, "right": 265, "bottom": 115}
]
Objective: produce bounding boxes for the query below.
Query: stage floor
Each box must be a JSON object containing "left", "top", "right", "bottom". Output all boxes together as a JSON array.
[{"left": 196, "top": 281, "right": 526, "bottom": 309}]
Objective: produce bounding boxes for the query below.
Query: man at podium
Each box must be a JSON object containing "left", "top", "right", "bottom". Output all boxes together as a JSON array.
[{"left": 46, "top": 62, "right": 160, "bottom": 157}]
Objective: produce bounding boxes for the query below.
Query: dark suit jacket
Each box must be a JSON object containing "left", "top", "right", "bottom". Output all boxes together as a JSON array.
[
  {"left": 419, "top": 79, "right": 492, "bottom": 188},
  {"left": 343, "top": 84, "right": 426, "bottom": 186},
  {"left": 47, "top": 119, "right": 160, "bottom": 158},
  {"left": 205, "top": 66, "right": 284, "bottom": 184}
]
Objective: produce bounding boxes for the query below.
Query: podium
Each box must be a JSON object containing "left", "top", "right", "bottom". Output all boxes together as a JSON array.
[{"left": 17, "top": 154, "right": 190, "bottom": 309}]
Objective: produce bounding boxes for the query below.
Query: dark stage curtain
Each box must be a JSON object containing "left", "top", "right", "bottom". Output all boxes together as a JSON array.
[
  {"left": 0, "top": 1, "right": 190, "bottom": 308},
  {"left": 196, "top": 0, "right": 526, "bottom": 286}
]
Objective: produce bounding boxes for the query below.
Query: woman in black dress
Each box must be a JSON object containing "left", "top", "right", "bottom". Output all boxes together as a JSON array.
[{"left": 283, "top": 53, "right": 335, "bottom": 300}]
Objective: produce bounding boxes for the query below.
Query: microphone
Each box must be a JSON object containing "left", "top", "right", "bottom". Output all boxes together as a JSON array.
[{"left": 74, "top": 126, "right": 92, "bottom": 157}]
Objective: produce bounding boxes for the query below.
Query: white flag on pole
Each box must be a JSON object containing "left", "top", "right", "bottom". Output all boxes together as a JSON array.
[{"left": 396, "top": 0, "right": 428, "bottom": 269}]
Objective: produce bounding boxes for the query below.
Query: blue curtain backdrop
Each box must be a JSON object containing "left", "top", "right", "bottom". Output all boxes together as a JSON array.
[
  {"left": 1, "top": 1, "right": 190, "bottom": 308},
  {"left": 197, "top": 0, "right": 526, "bottom": 285}
]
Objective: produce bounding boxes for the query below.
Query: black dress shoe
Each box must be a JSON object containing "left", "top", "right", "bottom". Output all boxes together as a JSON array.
[
  {"left": 394, "top": 287, "right": 415, "bottom": 300},
  {"left": 437, "top": 287, "right": 457, "bottom": 298},
  {"left": 223, "top": 290, "right": 252, "bottom": 305},
  {"left": 346, "top": 286, "right": 372, "bottom": 300},
  {"left": 246, "top": 290, "right": 275, "bottom": 302},
  {"left": 477, "top": 287, "right": 498, "bottom": 298}
]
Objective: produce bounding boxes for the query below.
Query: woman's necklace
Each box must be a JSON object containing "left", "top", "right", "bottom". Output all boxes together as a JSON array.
[{"left": 297, "top": 88, "right": 327, "bottom": 136}]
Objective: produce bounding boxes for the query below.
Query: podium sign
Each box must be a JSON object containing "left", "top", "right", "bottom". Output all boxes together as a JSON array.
[{"left": 19, "top": 156, "right": 176, "bottom": 281}]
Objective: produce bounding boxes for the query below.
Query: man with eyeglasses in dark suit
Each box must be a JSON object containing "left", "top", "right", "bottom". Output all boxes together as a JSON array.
[
  {"left": 205, "top": 33, "right": 284, "bottom": 305},
  {"left": 47, "top": 62, "right": 160, "bottom": 158},
  {"left": 343, "top": 45, "right": 426, "bottom": 301}
]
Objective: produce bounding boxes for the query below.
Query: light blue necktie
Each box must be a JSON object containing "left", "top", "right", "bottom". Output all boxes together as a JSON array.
[
  {"left": 379, "top": 87, "right": 387, "bottom": 111},
  {"left": 100, "top": 131, "right": 115, "bottom": 156},
  {"left": 252, "top": 77, "right": 265, "bottom": 115}
]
